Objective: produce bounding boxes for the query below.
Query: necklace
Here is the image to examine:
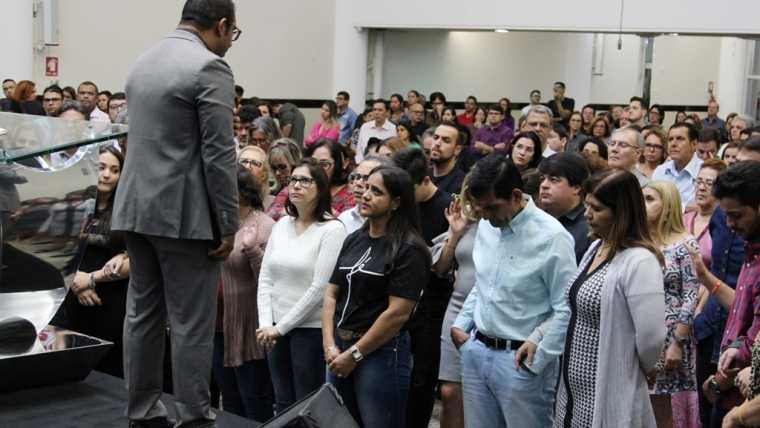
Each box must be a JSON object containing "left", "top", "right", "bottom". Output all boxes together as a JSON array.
[
  {"left": 239, "top": 207, "right": 253, "bottom": 228},
  {"left": 596, "top": 243, "right": 610, "bottom": 258}
]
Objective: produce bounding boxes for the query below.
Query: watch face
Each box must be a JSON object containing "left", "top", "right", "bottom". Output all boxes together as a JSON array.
[{"left": 709, "top": 380, "right": 720, "bottom": 395}]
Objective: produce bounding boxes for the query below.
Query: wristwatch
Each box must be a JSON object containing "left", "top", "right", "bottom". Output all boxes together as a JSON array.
[
  {"left": 708, "top": 377, "right": 722, "bottom": 397},
  {"left": 350, "top": 345, "right": 363, "bottom": 362},
  {"left": 673, "top": 335, "right": 689, "bottom": 348},
  {"left": 89, "top": 273, "right": 97, "bottom": 291}
]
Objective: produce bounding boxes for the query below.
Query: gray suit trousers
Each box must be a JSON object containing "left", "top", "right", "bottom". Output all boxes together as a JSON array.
[{"left": 123, "top": 232, "right": 220, "bottom": 428}]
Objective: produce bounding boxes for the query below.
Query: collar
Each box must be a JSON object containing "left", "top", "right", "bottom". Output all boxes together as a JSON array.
[
  {"left": 745, "top": 236, "right": 760, "bottom": 262},
  {"left": 173, "top": 28, "right": 211, "bottom": 51},
  {"left": 488, "top": 121, "right": 504, "bottom": 131},
  {"left": 665, "top": 154, "right": 701, "bottom": 177},
  {"left": 350, "top": 205, "right": 363, "bottom": 220},
  {"left": 372, "top": 120, "right": 391, "bottom": 130},
  {"left": 559, "top": 202, "right": 585, "bottom": 222},
  {"left": 503, "top": 195, "right": 533, "bottom": 234}
]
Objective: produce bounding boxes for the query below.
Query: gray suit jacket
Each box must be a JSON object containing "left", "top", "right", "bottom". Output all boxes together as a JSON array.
[{"left": 113, "top": 29, "right": 239, "bottom": 240}]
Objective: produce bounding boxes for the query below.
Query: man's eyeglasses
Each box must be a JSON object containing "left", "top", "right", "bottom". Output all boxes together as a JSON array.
[
  {"left": 608, "top": 140, "right": 634, "bottom": 149},
  {"left": 692, "top": 178, "right": 715, "bottom": 188},
  {"left": 109, "top": 103, "right": 126, "bottom": 111},
  {"left": 231, "top": 25, "right": 242, "bottom": 41},
  {"left": 288, "top": 176, "right": 314, "bottom": 188},
  {"left": 527, "top": 121, "right": 551, "bottom": 130},
  {"left": 353, "top": 174, "right": 370, "bottom": 184},
  {"left": 238, "top": 158, "right": 262, "bottom": 169},
  {"left": 43, "top": 97, "right": 62, "bottom": 104}
]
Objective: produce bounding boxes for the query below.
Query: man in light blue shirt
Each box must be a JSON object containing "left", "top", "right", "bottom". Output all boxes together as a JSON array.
[
  {"left": 652, "top": 122, "right": 703, "bottom": 212},
  {"left": 336, "top": 91, "right": 357, "bottom": 145},
  {"left": 451, "top": 154, "right": 576, "bottom": 428}
]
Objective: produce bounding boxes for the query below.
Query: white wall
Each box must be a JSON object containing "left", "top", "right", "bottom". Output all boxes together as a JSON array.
[
  {"left": 33, "top": 0, "right": 336, "bottom": 99},
  {"left": 649, "top": 36, "right": 721, "bottom": 106},
  {"left": 589, "top": 35, "right": 642, "bottom": 105}
]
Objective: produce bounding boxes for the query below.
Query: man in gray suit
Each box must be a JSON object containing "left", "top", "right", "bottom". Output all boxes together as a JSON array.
[{"left": 112, "top": 1, "right": 240, "bottom": 427}]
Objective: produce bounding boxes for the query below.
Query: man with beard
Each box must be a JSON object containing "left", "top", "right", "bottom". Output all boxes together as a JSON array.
[
  {"left": 430, "top": 121, "right": 465, "bottom": 198},
  {"left": 628, "top": 96, "right": 648, "bottom": 128}
]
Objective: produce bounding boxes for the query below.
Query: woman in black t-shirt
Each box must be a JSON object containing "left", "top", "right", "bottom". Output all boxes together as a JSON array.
[{"left": 322, "top": 165, "right": 431, "bottom": 428}]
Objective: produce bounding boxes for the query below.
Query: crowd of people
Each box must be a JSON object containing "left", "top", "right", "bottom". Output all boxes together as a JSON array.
[{"left": 6, "top": 1, "right": 760, "bottom": 427}]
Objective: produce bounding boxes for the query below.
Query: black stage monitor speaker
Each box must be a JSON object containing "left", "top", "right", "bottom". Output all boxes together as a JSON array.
[{"left": 261, "top": 383, "right": 359, "bottom": 428}]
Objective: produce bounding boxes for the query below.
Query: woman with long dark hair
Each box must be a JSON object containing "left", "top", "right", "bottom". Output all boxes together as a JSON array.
[
  {"left": 256, "top": 158, "right": 347, "bottom": 413},
  {"left": 554, "top": 169, "right": 666, "bottom": 427},
  {"left": 322, "top": 165, "right": 431, "bottom": 428},
  {"left": 62, "top": 146, "right": 130, "bottom": 378},
  {"left": 389, "top": 93, "right": 410, "bottom": 124},
  {"left": 304, "top": 138, "right": 355, "bottom": 216},
  {"left": 396, "top": 121, "right": 421, "bottom": 148},
  {"left": 508, "top": 132, "right": 543, "bottom": 175}
]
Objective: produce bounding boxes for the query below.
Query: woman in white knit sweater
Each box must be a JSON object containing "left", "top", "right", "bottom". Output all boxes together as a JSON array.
[{"left": 256, "top": 158, "right": 347, "bottom": 413}]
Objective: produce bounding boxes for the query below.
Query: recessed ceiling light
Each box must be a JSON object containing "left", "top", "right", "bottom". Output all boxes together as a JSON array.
[{"left": 495, "top": 29, "right": 509, "bottom": 33}]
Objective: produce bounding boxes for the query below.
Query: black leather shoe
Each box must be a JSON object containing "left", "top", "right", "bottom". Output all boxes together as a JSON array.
[{"left": 128, "top": 418, "right": 176, "bottom": 428}]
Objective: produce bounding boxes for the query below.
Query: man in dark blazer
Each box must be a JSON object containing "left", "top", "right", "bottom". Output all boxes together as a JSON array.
[{"left": 112, "top": 1, "right": 240, "bottom": 427}]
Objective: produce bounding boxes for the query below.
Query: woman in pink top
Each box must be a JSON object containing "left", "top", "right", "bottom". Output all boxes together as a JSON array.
[{"left": 305, "top": 100, "right": 340, "bottom": 147}]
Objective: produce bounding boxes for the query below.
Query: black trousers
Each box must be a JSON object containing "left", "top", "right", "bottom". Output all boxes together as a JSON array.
[
  {"left": 405, "top": 311, "right": 444, "bottom": 428},
  {"left": 697, "top": 335, "right": 717, "bottom": 428}
]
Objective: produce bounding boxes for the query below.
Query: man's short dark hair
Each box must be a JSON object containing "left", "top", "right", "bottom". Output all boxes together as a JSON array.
[
  {"left": 554, "top": 82, "right": 566, "bottom": 89},
  {"left": 236, "top": 104, "right": 261, "bottom": 123},
  {"left": 43, "top": 85, "right": 63, "bottom": 97},
  {"left": 429, "top": 92, "right": 446, "bottom": 104},
  {"left": 390, "top": 147, "right": 429, "bottom": 185},
  {"left": 337, "top": 91, "right": 350, "bottom": 101},
  {"left": 751, "top": 126, "right": 760, "bottom": 135},
  {"left": 670, "top": 122, "right": 699, "bottom": 142},
  {"left": 741, "top": 128, "right": 753, "bottom": 137},
  {"left": 3, "top": 79, "right": 15, "bottom": 84},
  {"left": 235, "top": 85, "right": 244, "bottom": 96},
  {"left": 180, "top": 0, "right": 236, "bottom": 31},
  {"left": 468, "top": 154, "right": 523, "bottom": 201},
  {"left": 740, "top": 136, "right": 760, "bottom": 154},
  {"left": 78, "top": 81, "right": 99, "bottom": 94},
  {"left": 538, "top": 152, "right": 590, "bottom": 188},
  {"left": 58, "top": 100, "right": 91, "bottom": 120},
  {"left": 698, "top": 127, "right": 721, "bottom": 146},
  {"left": 530, "top": 90, "right": 540, "bottom": 96},
  {"left": 582, "top": 104, "right": 595, "bottom": 114},
  {"left": 466, "top": 95, "right": 477, "bottom": 103},
  {"left": 488, "top": 103, "right": 505, "bottom": 116},
  {"left": 108, "top": 92, "right": 126, "bottom": 105},
  {"left": 712, "top": 160, "right": 760, "bottom": 209},
  {"left": 552, "top": 123, "right": 569, "bottom": 141},
  {"left": 629, "top": 96, "right": 649, "bottom": 111},
  {"left": 439, "top": 120, "right": 465, "bottom": 147},
  {"left": 21, "top": 101, "right": 46, "bottom": 116},
  {"left": 373, "top": 99, "right": 389, "bottom": 111}
]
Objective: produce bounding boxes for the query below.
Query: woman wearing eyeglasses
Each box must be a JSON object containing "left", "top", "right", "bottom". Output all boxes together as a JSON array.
[
  {"left": 238, "top": 146, "right": 275, "bottom": 210},
  {"left": 638, "top": 127, "right": 669, "bottom": 179},
  {"left": 304, "top": 138, "right": 355, "bottom": 216},
  {"left": 250, "top": 116, "right": 283, "bottom": 154},
  {"left": 256, "top": 158, "right": 347, "bottom": 413},
  {"left": 265, "top": 138, "right": 302, "bottom": 222},
  {"left": 508, "top": 132, "right": 543, "bottom": 176}
]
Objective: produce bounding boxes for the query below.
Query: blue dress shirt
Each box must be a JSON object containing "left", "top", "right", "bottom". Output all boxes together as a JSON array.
[
  {"left": 652, "top": 155, "right": 703, "bottom": 212},
  {"left": 338, "top": 106, "right": 358, "bottom": 144}
]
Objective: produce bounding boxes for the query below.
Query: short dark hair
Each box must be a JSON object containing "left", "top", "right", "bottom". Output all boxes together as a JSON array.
[
  {"left": 712, "top": 160, "right": 760, "bottom": 209},
  {"left": 741, "top": 128, "right": 753, "bottom": 137},
  {"left": 751, "top": 126, "right": 760, "bottom": 135},
  {"left": 429, "top": 92, "right": 446, "bottom": 104},
  {"left": 530, "top": 90, "right": 541, "bottom": 96},
  {"left": 488, "top": 103, "right": 505, "bottom": 116},
  {"left": 237, "top": 104, "right": 261, "bottom": 124},
  {"left": 466, "top": 95, "right": 478, "bottom": 103},
  {"left": 180, "top": 0, "right": 236, "bottom": 31},
  {"left": 236, "top": 164, "right": 264, "bottom": 210},
  {"left": 337, "top": 91, "right": 350, "bottom": 101},
  {"left": 439, "top": 120, "right": 465, "bottom": 147},
  {"left": 552, "top": 123, "right": 569, "bottom": 141},
  {"left": 390, "top": 147, "right": 428, "bottom": 185},
  {"left": 373, "top": 98, "right": 389, "bottom": 111},
  {"left": 78, "top": 81, "right": 99, "bottom": 94},
  {"left": 58, "top": 100, "right": 90, "bottom": 120},
  {"left": 582, "top": 104, "right": 595, "bottom": 114},
  {"left": 579, "top": 137, "right": 609, "bottom": 160},
  {"left": 108, "top": 92, "right": 126, "bottom": 106},
  {"left": 98, "top": 90, "right": 112, "bottom": 99},
  {"left": 2, "top": 79, "right": 15, "bottom": 84},
  {"left": 554, "top": 82, "right": 566, "bottom": 89},
  {"left": 538, "top": 151, "right": 590, "bottom": 188},
  {"left": 698, "top": 127, "right": 721, "bottom": 146},
  {"left": 629, "top": 96, "right": 649, "bottom": 111},
  {"left": 303, "top": 138, "right": 350, "bottom": 186},
  {"left": 0, "top": 98, "right": 22, "bottom": 113},
  {"left": 234, "top": 85, "right": 244, "bottom": 96},
  {"left": 43, "top": 85, "right": 63, "bottom": 96},
  {"left": 740, "top": 136, "right": 760, "bottom": 154},
  {"left": 468, "top": 154, "right": 523, "bottom": 201},
  {"left": 669, "top": 122, "right": 699, "bottom": 142}
]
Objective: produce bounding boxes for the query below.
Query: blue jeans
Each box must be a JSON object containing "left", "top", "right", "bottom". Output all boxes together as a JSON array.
[
  {"left": 327, "top": 330, "right": 413, "bottom": 428},
  {"left": 211, "top": 332, "right": 273, "bottom": 422},
  {"left": 266, "top": 327, "right": 325, "bottom": 413},
  {"left": 459, "top": 335, "right": 558, "bottom": 428}
]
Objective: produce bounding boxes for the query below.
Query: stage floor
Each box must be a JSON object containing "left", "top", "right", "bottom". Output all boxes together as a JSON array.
[{"left": 0, "top": 371, "right": 262, "bottom": 428}]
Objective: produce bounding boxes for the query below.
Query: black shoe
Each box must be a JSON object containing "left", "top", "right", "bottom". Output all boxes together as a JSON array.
[{"left": 128, "top": 418, "right": 176, "bottom": 428}]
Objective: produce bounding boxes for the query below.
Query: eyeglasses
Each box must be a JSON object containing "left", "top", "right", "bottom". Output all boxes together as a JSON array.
[
  {"left": 353, "top": 174, "right": 370, "bottom": 184},
  {"left": 313, "top": 158, "right": 334, "bottom": 170},
  {"left": 692, "top": 178, "right": 715, "bottom": 188},
  {"left": 608, "top": 140, "right": 634, "bottom": 149},
  {"left": 514, "top": 143, "right": 534, "bottom": 154},
  {"left": 593, "top": 124, "right": 607, "bottom": 129},
  {"left": 412, "top": 110, "right": 424, "bottom": 115},
  {"left": 288, "top": 176, "right": 314, "bottom": 188},
  {"left": 231, "top": 25, "right": 241, "bottom": 41},
  {"left": 109, "top": 103, "right": 126, "bottom": 111},
  {"left": 250, "top": 138, "right": 268, "bottom": 146},
  {"left": 527, "top": 121, "right": 551, "bottom": 130},
  {"left": 645, "top": 143, "right": 663, "bottom": 151},
  {"left": 649, "top": 112, "right": 661, "bottom": 117},
  {"left": 271, "top": 164, "right": 290, "bottom": 173},
  {"left": 43, "top": 97, "right": 62, "bottom": 103},
  {"left": 238, "top": 158, "right": 262, "bottom": 169}
]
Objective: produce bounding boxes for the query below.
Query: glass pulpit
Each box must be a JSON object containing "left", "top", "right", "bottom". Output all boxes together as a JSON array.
[{"left": 0, "top": 112, "right": 127, "bottom": 393}]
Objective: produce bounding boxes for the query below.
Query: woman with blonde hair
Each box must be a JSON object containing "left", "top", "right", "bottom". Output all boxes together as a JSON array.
[
  {"left": 376, "top": 137, "right": 409, "bottom": 157},
  {"left": 238, "top": 146, "right": 274, "bottom": 210},
  {"left": 304, "top": 100, "right": 340, "bottom": 147},
  {"left": 642, "top": 180, "right": 700, "bottom": 428}
]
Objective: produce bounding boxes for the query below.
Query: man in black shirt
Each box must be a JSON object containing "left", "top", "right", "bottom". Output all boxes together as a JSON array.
[
  {"left": 537, "top": 152, "right": 592, "bottom": 264},
  {"left": 391, "top": 147, "right": 454, "bottom": 428},
  {"left": 546, "top": 81, "right": 574, "bottom": 128},
  {"left": 430, "top": 121, "right": 466, "bottom": 199},
  {"left": 410, "top": 102, "right": 430, "bottom": 137}
]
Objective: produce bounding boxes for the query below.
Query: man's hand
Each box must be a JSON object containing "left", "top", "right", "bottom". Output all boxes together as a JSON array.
[
  {"left": 233, "top": 115, "right": 240, "bottom": 134},
  {"left": 514, "top": 340, "right": 538, "bottom": 371},
  {"left": 208, "top": 234, "right": 235, "bottom": 261},
  {"left": 451, "top": 328, "right": 470, "bottom": 350}
]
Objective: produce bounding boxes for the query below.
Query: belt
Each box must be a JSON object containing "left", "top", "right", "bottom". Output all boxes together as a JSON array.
[
  {"left": 475, "top": 331, "right": 524, "bottom": 351},
  {"left": 338, "top": 328, "right": 365, "bottom": 341}
]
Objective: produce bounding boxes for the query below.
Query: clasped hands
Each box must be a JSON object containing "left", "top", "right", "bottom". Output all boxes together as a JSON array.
[{"left": 255, "top": 326, "right": 281, "bottom": 348}]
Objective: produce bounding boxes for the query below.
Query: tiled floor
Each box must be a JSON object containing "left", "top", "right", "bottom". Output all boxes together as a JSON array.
[{"left": 428, "top": 400, "right": 442, "bottom": 428}]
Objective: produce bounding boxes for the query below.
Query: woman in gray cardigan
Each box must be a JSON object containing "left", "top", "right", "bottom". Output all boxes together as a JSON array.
[{"left": 554, "top": 169, "right": 667, "bottom": 428}]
